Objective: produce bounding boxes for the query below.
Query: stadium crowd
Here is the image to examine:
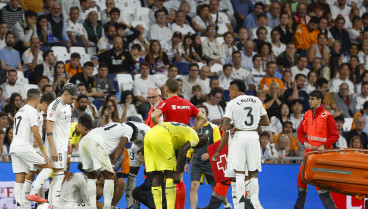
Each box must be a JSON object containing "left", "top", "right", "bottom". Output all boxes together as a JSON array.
[{"left": 1, "top": 0, "right": 368, "bottom": 207}]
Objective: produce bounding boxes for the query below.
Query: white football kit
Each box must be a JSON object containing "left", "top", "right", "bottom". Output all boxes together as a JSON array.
[
  {"left": 224, "top": 95, "right": 267, "bottom": 172},
  {"left": 80, "top": 123, "right": 134, "bottom": 172},
  {"left": 46, "top": 97, "right": 72, "bottom": 169},
  {"left": 60, "top": 173, "right": 90, "bottom": 208},
  {"left": 128, "top": 122, "right": 150, "bottom": 167},
  {"left": 10, "top": 105, "right": 45, "bottom": 173}
]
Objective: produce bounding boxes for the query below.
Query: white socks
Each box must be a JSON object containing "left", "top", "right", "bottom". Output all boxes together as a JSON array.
[
  {"left": 249, "top": 178, "right": 263, "bottom": 209},
  {"left": 244, "top": 179, "right": 250, "bottom": 199},
  {"left": 103, "top": 179, "right": 115, "bottom": 206},
  {"left": 87, "top": 179, "right": 97, "bottom": 207},
  {"left": 14, "top": 182, "right": 24, "bottom": 207},
  {"left": 22, "top": 180, "right": 32, "bottom": 208},
  {"left": 235, "top": 174, "right": 246, "bottom": 209},
  {"left": 31, "top": 168, "right": 52, "bottom": 195},
  {"left": 51, "top": 172, "right": 64, "bottom": 207},
  {"left": 231, "top": 181, "right": 239, "bottom": 209},
  {"left": 126, "top": 173, "right": 137, "bottom": 207}
]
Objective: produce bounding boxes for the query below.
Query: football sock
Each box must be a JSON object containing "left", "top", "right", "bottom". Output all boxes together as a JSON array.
[
  {"left": 104, "top": 179, "right": 114, "bottom": 206},
  {"left": 235, "top": 174, "right": 246, "bottom": 209},
  {"left": 152, "top": 186, "right": 162, "bottom": 209},
  {"left": 126, "top": 173, "right": 137, "bottom": 207},
  {"left": 22, "top": 180, "right": 32, "bottom": 207},
  {"left": 87, "top": 179, "right": 97, "bottom": 207},
  {"left": 51, "top": 172, "right": 64, "bottom": 207},
  {"left": 231, "top": 181, "right": 239, "bottom": 209},
  {"left": 166, "top": 178, "right": 176, "bottom": 209},
  {"left": 48, "top": 178, "right": 55, "bottom": 204},
  {"left": 31, "top": 168, "right": 52, "bottom": 196},
  {"left": 249, "top": 178, "right": 263, "bottom": 208},
  {"left": 175, "top": 181, "right": 185, "bottom": 209},
  {"left": 14, "top": 182, "right": 24, "bottom": 207}
]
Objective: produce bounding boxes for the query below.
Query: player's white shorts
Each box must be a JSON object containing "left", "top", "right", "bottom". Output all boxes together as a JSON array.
[
  {"left": 10, "top": 145, "right": 45, "bottom": 174},
  {"left": 128, "top": 143, "right": 141, "bottom": 167},
  {"left": 45, "top": 142, "right": 67, "bottom": 170},
  {"left": 230, "top": 131, "right": 262, "bottom": 172},
  {"left": 79, "top": 135, "right": 114, "bottom": 173}
]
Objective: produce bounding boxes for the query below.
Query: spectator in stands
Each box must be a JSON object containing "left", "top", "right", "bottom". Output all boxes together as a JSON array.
[
  {"left": 4, "top": 92, "right": 22, "bottom": 123},
  {"left": 349, "top": 136, "right": 363, "bottom": 149},
  {"left": 0, "top": 70, "right": 25, "bottom": 102},
  {"left": 331, "top": 0, "right": 351, "bottom": 20},
  {"left": 204, "top": 87, "right": 224, "bottom": 126},
  {"left": 0, "top": 129, "right": 9, "bottom": 161},
  {"left": 145, "top": 40, "right": 170, "bottom": 74},
  {"left": 116, "top": 24, "right": 140, "bottom": 51},
  {"left": 315, "top": 78, "right": 340, "bottom": 116},
  {"left": 294, "top": 16, "right": 320, "bottom": 54},
  {"left": 247, "top": 54, "right": 265, "bottom": 90},
  {"left": 78, "top": 0, "right": 92, "bottom": 22},
  {"left": 334, "top": 115, "right": 348, "bottom": 148},
  {"left": 349, "top": 56, "right": 365, "bottom": 84},
  {"left": 0, "top": 22, "right": 8, "bottom": 50},
  {"left": 47, "top": 3, "right": 72, "bottom": 48},
  {"left": 36, "top": 15, "right": 58, "bottom": 51},
  {"left": 164, "top": 0, "right": 196, "bottom": 18},
  {"left": 98, "top": 36, "right": 137, "bottom": 74},
  {"left": 66, "top": 6, "right": 88, "bottom": 50},
  {"left": 259, "top": 61, "right": 285, "bottom": 93},
  {"left": 190, "top": 84, "right": 204, "bottom": 107},
  {"left": 197, "top": 65, "right": 210, "bottom": 95},
  {"left": 161, "top": 64, "right": 179, "bottom": 83},
  {"left": 102, "top": 7, "right": 121, "bottom": 29},
  {"left": 192, "top": 4, "right": 213, "bottom": 34},
  {"left": 149, "top": 9, "right": 173, "bottom": 52},
  {"left": 12, "top": 10, "right": 38, "bottom": 52},
  {"left": 308, "top": 33, "right": 330, "bottom": 66},
  {"left": 145, "top": 87, "right": 164, "bottom": 127},
  {"left": 232, "top": 0, "right": 253, "bottom": 28},
  {"left": 53, "top": 61, "right": 66, "bottom": 95},
  {"left": 290, "top": 56, "right": 309, "bottom": 81},
  {"left": 84, "top": 10, "right": 104, "bottom": 47},
  {"left": 274, "top": 13, "right": 293, "bottom": 45},
  {"left": 181, "top": 63, "right": 202, "bottom": 100},
  {"left": 30, "top": 49, "right": 55, "bottom": 84},
  {"left": 97, "top": 24, "right": 116, "bottom": 52},
  {"left": 342, "top": 43, "right": 359, "bottom": 63},
  {"left": 250, "top": 14, "right": 271, "bottom": 42},
  {"left": 171, "top": 10, "right": 195, "bottom": 35},
  {"left": 259, "top": 42, "right": 275, "bottom": 70},
  {"left": 267, "top": 2, "right": 281, "bottom": 29},
  {"left": 234, "top": 27, "right": 249, "bottom": 51},
  {"left": 265, "top": 82, "right": 282, "bottom": 118},
  {"left": 117, "top": 90, "right": 142, "bottom": 123},
  {"left": 22, "top": 37, "right": 43, "bottom": 75},
  {"left": 218, "top": 64, "right": 232, "bottom": 91},
  {"left": 354, "top": 82, "right": 368, "bottom": 112},
  {"left": 65, "top": 52, "right": 82, "bottom": 79},
  {"left": 0, "top": 88, "right": 4, "bottom": 111},
  {"left": 133, "top": 62, "right": 165, "bottom": 119},
  {"left": 356, "top": 71, "right": 368, "bottom": 94},
  {"left": 0, "top": 112, "right": 8, "bottom": 132},
  {"left": 3, "top": 126, "right": 12, "bottom": 149},
  {"left": 275, "top": 134, "right": 293, "bottom": 163},
  {"left": 252, "top": 27, "right": 267, "bottom": 52},
  {"left": 290, "top": 99, "right": 304, "bottom": 131},
  {"left": 330, "top": 16, "right": 351, "bottom": 54},
  {"left": 130, "top": 24, "right": 150, "bottom": 53},
  {"left": 100, "top": 0, "right": 115, "bottom": 25},
  {"left": 244, "top": 2, "right": 265, "bottom": 31},
  {"left": 92, "top": 63, "right": 115, "bottom": 97},
  {"left": 277, "top": 43, "right": 297, "bottom": 69},
  {"left": 202, "top": 25, "right": 223, "bottom": 61},
  {"left": 260, "top": 131, "right": 278, "bottom": 163},
  {"left": 42, "top": 0, "right": 54, "bottom": 16},
  {"left": 281, "top": 70, "right": 292, "bottom": 90},
  {"left": 42, "top": 84, "right": 54, "bottom": 95},
  {"left": 72, "top": 94, "right": 90, "bottom": 122},
  {"left": 37, "top": 76, "right": 50, "bottom": 94},
  {"left": 318, "top": 16, "right": 334, "bottom": 48},
  {"left": 271, "top": 29, "right": 285, "bottom": 57},
  {"left": 1, "top": 0, "right": 24, "bottom": 29},
  {"left": 273, "top": 121, "right": 299, "bottom": 157},
  {"left": 76, "top": 83, "right": 99, "bottom": 120},
  {"left": 292, "top": 2, "right": 309, "bottom": 29},
  {"left": 70, "top": 61, "right": 105, "bottom": 98},
  {"left": 333, "top": 82, "right": 357, "bottom": 118},
  {"left": 209, "top": 0, "right": 232, "bottom": 35},
  {"left": 149, "top": 0, "right": 173, "bottom": 24},
  {"left": 0, "top": 32, "right": 22, "bottom": 72},
  {"left": 270, "top": 102, "right": 290, "bottom": 135},
  {"left": 97, "top": 98, "right": 120, "bottom": 127},
  {"left": 349, "top": 16, "right": 363, "bottom": 45},
  {"left": 221, "top": 32, "right": 237, "bottom": 59},
  {"left": 309, "top": 57, "right": 329, "bottom": 81},
  {"left": 344, "top": 115, "right": 368, "bottom": 148},
  {"left": 305, "top": 71, "right": 317, "bottom": 94},
  {"left": 329, "top": 63, "right": 355, "bottom": 94}
]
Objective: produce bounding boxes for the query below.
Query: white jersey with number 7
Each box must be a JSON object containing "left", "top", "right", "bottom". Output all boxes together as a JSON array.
[{"left": 224, "top": 95, "right": 267, "bottom": 130}]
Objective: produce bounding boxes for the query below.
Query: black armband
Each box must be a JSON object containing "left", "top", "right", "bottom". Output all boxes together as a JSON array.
[{"left": 46, "top": 133, "right": 53, "bottom": 136}]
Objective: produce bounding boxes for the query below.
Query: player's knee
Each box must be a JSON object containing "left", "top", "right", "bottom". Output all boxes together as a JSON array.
[
  {"left": 190, "top": 181, "right": 200, "bottom": 191},
  {"left": 248, "top": 170, "right": 258, "bottom": 178},
  {"left": 101, "top": 170, "right": 115, "bottom": 179},
  {"left": 115, "top": 177, "right": 126, "bottom": 188},
  {"left": 87, "top": 171, "right": 99, "bottom": 179},
  {"left": 45, "top": 162, "right": 53, "bottom": 169}
]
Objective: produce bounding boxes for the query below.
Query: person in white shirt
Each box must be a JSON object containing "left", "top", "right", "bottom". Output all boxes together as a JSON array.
[
  {"left": 209, "top": 0, "right": 232, "bottom": 35},
  {"left": 331, "top": 0, "right": 352, "bottom": 20},
  {"left": 65, "top": 6, "right": 88, "bottom": 50},
  {"left": 270, "top": 29, "right": 285, "bottom": 57},
  {"left": 202, "top": 25, "right": 223, "bottom": 60},
  {"left": 60, "top": 172, "right": 90, "bottom": 208},
  {"left": 164, "top": 0, "right": 197, "bottom": 17},
  {"left": 0, "top": 21, "right": 8, "bottom": 49},
  {"left": 171, "top": 10, "right": 195, "bottom": 35},
  {"left": 221, "top": 32, "right": 238, "bottom": 59},
  {"left": 354, "top": 82, "right": 368, "bottom": 112},
  {"left": 22, "top": 37, "right": 43, "bottom": 73},
  {"left": 149, "top": 9, "right": 173, "bottom": 53},
  {"left": 213, "top": 79, "right": 270, "bottom": 209},
  {"left": 46, "top": 83, "right": 79, "bottom": 208},
  {"left": 0, "top": 70, "right": 25, "bottom": 102},
  {"left": 133, "top": 62, "right": 165, "bottom": 119},
  {"left": 247, "top": 54, "right": 266, "bottom": 90},
  {"left": 334, "top": 115, "right": 348, "bottom": 149},
  {"left": 97, "top": 24, "right": 116, "bottom": 52},
  {"left": 10, "top": 89, "right": 53, "bottom": 207},
  {"left": 100, "top": 0, "right": 115, "bottom": 25},
  {"left": 198, "top": 65, "right": 211, "bottom": 95},
  {"left": 204, "top": 87, "right": 224, "bottom": 125},
  {"left": 180, "top": 63, "right": 202, "bottom": 100},
  {"left": 250, "top": 14, "right": 272, "bottom": 42},
  {"left": 290, "top": 55, "right": 309, "bottom": 81},
  {"left": 329, "top": 63, "right": 355, "bottom": 94},
  {"left": 79, "top": 122, "right": 138, "bottom": 208},
  {"left": 349, "top": 16, "right": 363, "bottom": 44},
  {"left": 219, "top": 64, "right": 232, "bottom": 90}
]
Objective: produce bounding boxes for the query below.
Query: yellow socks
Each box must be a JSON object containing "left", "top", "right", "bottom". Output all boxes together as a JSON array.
[
  {"left": 152, "top": 186, "right": 162, "bottom": 209},
  {"left": 165, "top": 178, "right": 176, "bottom": 209}
]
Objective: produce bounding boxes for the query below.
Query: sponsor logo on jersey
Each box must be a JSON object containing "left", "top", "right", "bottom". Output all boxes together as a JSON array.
[
  {"left": 49, "top": 111, "right": 55, "bottom": 117},
  {"left": 172, "top": 105, "right": 190, "bottom": 110}
]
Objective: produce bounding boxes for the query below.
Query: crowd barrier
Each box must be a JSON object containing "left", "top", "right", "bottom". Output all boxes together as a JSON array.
[{"left": 0, "top": 162, "right": 365, "bottom": 209}]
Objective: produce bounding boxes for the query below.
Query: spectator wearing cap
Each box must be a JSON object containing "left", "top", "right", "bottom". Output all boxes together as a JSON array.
[
  {"left": 70, "top": 61, "right": 105, "bottom": 99},
  {"left": 46, "top": 3, "right": 72, "bottom": 48},
  {"left": 149, "top": 9, "right": 173, "bottom": 53},
  {"left": 330, "top": 16, "right": 351, "bottom": 54},
  {"left": 171, "top": 10, "right": 195, "bottom": 36},
  {"left": 166, "top": 31, "right": 182, "bottom": 63},
  {"left": 92, "top": 62, "right": 115, "bottom": 97},
  {"left": 12, "top": 10, "right": 38, "bottom": 51},
  {"left": 244, "top": 2, "right": 265, "bottom": 32},
  {"left": 22, "top": 37, "right": 44, "bottom": 75},
  {"left": 0, "top": 70, "right": 26, "bottom": 103},
  {"left": 209, "top": 0, "right": 232, "bottom": 35},
  {"left": 1, "top": 0, "right": 24, "bottom": 29},
  {"left": 0, "top": 32, "right": 22, "bottom": 72},
  {"left": 66, "top": 6, "right": 88, "bottom": 50},
  {"left": 37, "top": 76, "right": 50, "bottom": 95},
  {"left": 294, "top": 16, "right": 320, "bottom": 54}
]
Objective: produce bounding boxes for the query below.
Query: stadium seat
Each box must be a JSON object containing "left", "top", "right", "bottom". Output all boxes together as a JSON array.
[
  {"left": 52, "top": 46, "right": 70, "bottom": 63},
  {"left": 119, "top": 9, "right": 135, "bottom": 25},
  {"left": 133, "top": 7, "right": 149, "bottom": 26},
  {"left": 23, "top": 84, "right": 38, "bottom": 93},
  {"left": 131, "top": 20, "right": 148, "bottom": 32},
  {"left": 88, "top": 47, "right": 97, "bottom": 57},
  {"left": 343, "top": 118, "right": 353, "bottom": 132},
  {"left": 223, "top": 89, "right": 230, "bottom": 101},
  {"left": 245, "top": 90, "right": 255, "bottom": 96},
  {"left": 176, "top": 62, "right": 189, "bottom": 75},
  {"left": 16, "top": 73, "right": 29, "bottom": 85},
  {"left": 95, "top": 0, "right": 106, "bottom": 11},
  {"left": 116, "top": 74, "right": 134, "bottom": 91},
  {"left": 70, "top": 47, "right": 87, "bottom": 56},
  {"left": 80, "top": 54, "right": 91, "bottom": 67}
]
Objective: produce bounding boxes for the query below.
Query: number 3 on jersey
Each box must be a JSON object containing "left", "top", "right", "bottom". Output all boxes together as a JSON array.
[{"left": 244, "top": 107, "right": 254, "bottom": 126}]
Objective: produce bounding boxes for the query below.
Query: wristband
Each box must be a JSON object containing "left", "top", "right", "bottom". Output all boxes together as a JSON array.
[{"left": 47, "top": 133, "right": 53, "bottom": 136}]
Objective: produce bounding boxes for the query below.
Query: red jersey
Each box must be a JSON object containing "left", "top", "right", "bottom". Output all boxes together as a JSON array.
[{"left": 157, "top": 96, "right": 200, "bottom": 125}]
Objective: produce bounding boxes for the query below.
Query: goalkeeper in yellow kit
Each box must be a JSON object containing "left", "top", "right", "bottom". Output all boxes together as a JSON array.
[{"left": 144, "top": 122, "right": 209, "bottom": 209}]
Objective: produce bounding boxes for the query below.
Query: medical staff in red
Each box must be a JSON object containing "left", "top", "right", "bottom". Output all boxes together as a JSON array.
[{"left": 294, "top": 89, "right": 339, "bottom": 209}]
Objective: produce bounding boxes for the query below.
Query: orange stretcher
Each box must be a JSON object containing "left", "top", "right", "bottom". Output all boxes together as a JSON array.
[{"left": 302, "top": 149, "right": 368, "bottom": 197}]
